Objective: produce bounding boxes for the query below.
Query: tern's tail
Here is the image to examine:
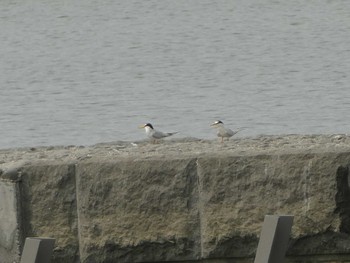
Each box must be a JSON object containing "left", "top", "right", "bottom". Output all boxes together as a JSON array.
[
  {"left": 166, "top": 132, "right": 178, "bottom": 137},
  {"left": 233, "top": 127, "right": 245, "bottom": 136}
]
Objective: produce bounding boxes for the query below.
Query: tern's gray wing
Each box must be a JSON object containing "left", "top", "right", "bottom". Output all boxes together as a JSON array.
[
  {"left": 218, "top": 128, "right": 237, "bottom": 138},
  {"left": 226, "top": 128, "right": 236, "bottom": 137},
  {"left": 152, "top": 130, "right": 176, "bottom": 139}
]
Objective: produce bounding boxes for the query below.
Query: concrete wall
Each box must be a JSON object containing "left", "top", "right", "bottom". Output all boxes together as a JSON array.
[
  {"left": 0, "top": 180, "right": 20, "bottom": 263},
  {"left": 1, "top": 145, "right": 350, "bottom": 262}
]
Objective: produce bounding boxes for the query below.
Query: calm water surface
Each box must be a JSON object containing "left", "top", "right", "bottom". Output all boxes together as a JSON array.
[{"left": 1, "top": 0, "right": 350, "bottom": 149}]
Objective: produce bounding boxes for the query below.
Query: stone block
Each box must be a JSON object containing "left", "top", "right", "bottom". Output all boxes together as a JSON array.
[
  {"left": 0, "top": 179, "right": 20, "bottom": 263},
  {"left": 19, "top": 164, "right": 79, "bottom": 263},
  {"left": 2, "top": 136, "right": 350, "bottom": 262},
  {"left": 76, "top": 158, "right": 200, "bottom": 262},
  {"left": 196, "top": 152, "right": 350, "bottom": 258}
]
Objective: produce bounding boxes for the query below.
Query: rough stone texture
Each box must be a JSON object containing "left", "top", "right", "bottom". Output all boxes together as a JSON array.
[
  {"left": 196, "top": 153, "right": 350, "bottom": 258},
  {"left": 1, "top": 135, "right": 350, "bottom": 262},
  {"left": 76, "top": 159, "right": 200, "bottom": 262},
  {"left": 18, "top": 164, "right": 79, "bottom": 263},
  {"left": 0, "top": 180, "right": 20, "bottom": 263}
]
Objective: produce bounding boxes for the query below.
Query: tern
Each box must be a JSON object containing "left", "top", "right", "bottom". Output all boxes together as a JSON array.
[
  {"left": 210, "top": 120, "right": 241, "bottom": 143},
  {"left": 139, "top": 123, "right": 177, "bottom": 142}
]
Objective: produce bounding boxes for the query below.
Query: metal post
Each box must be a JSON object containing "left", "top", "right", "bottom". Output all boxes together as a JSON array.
[
  {"left": 20, "top": 237, "right": 55, "bottom": 263},
  {"left": 254, "top": 215, "right": 294, "bottom": 263}
]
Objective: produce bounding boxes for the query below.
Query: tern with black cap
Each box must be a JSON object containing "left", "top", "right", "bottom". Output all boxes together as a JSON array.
[
  {"left": 139, "top": 123, "right": 177, "bottom": 142},
  {"left": 210, "top": 120, "right": 241, "bottom": 143}
]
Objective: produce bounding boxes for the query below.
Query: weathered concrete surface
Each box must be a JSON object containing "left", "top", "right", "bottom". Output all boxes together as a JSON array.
[
  {"left": 18, "top": 164, "right": 79, "bottom": 263},
  {"left": 0, "top": 179, "right": 20, "bottom": 263},
  {"left": 1, "top": 135, "right": 350, "bottom": 262},
  {"left": 197, "top": 152, "right": 350, "bottom": 259},
  {"left": 76, "top": 159, "right": 200, "bottom": 262}
]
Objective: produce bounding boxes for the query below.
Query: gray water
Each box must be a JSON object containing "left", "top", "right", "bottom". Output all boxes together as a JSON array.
[{"left": 1, "top": 0, "right": 350, "bottom": 149}]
